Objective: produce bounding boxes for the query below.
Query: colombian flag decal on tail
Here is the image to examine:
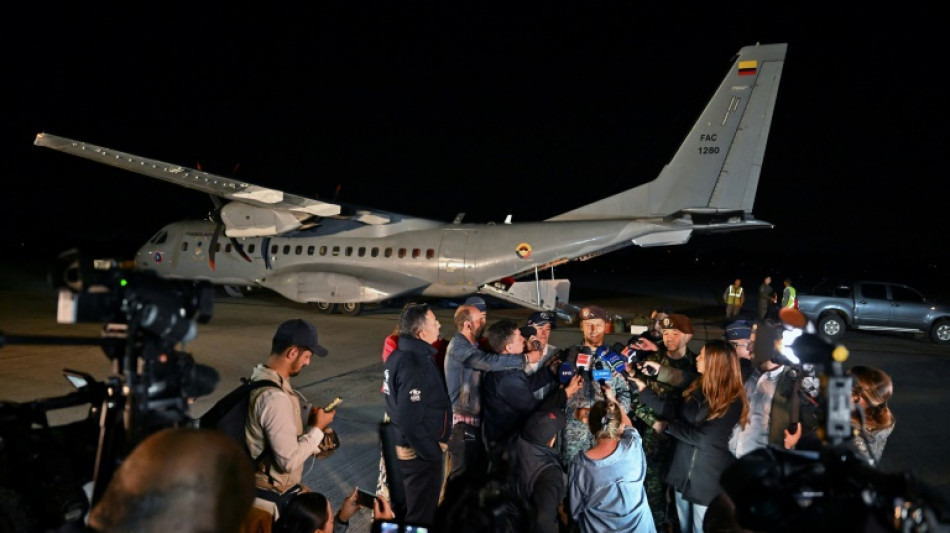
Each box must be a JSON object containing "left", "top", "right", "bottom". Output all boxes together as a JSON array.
[{"left": 738, "top": 60, "right": 757, "bottom": 76}]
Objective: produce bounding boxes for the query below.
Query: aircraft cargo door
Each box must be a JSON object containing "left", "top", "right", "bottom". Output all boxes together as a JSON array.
[{"left": 439, "top": 230, "right": 470, "bottom": 285}]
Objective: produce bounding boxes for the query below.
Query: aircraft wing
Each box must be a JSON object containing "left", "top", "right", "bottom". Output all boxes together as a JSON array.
[{"left": 34, "top": 133, "right": 341, "bottom": 218}]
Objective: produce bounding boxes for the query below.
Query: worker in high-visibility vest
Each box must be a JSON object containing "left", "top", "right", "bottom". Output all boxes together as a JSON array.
[
  {"left": 782, "top": 278, "right": 798, "bottom": 309},
  {"left": 723, "top": 278, "right": 745, "bottom": 319}
]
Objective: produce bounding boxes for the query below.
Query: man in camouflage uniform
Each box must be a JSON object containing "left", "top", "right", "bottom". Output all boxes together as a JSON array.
[
  {"left": 629, "top": 313, "right": 698, "bottom": 532},
  {"left": 559, "top": 305, "right": 634, "bottom": 468}
]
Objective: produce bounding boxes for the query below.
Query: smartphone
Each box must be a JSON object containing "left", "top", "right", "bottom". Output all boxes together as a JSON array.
[
  {"left": 324, "top": 397, "right": 343, "bottom": 412},
  {"left": 357, "top": 488, "right": 378, "bottom": 508}
]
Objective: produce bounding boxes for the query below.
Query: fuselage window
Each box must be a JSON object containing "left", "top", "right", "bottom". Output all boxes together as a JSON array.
[
  {"left": 398, "top": 248, "right": 407, "bottom": 258},
  {"left": 385, "top": 247, "right": 393, "bottom": 258},
  {"left": 248, "top": 244, "right": 256, "bottom": 254},
  {"left": 320, "top": 246, "right": 328, "bottom": 256},
  {"left": 225, "top": 243, "right": 232, "bottom": 253},
  {"left": 426, "top": 248, "right": 435, "bottom": 259},
  {"left": 181, "top": 242, "right": 189, "bottom": 252},
  {"left": 412, "top": 248, "right": 421, "bottom": 259},
  {"left": 332, "top": 246, "right": 340, "bottom": 256},
  {"left": 283, "top": 245, "right": 291, "bottom": 255},
  {"left": 307, "top": 246, "right": 315, "bottom": 255},
  {"left": 345, "top": 246, "right": 353, "bottom": 257},
  {"left": 271, "top": 245, "right": 278, "bottom": 254},
  {"left": 294, "top": 245, "right": 302, "bottom": 255},
  {"left": 371, "top": 247, "right": 379, "bottom": 257},
  {"left": 358, "top": 247, "right": 366, "bottom": 257}
]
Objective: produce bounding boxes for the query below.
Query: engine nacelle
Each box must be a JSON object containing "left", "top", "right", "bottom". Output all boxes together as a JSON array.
[{"left": 220, "top": 202, "right": 305, "bottom": 237}]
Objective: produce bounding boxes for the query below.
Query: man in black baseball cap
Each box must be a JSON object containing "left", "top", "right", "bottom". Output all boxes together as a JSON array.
[
  {"left": 525, "top": 311, "right": 559, "bottom": 400},
  {"left": 273, "top": 318, "right": 329, "bottom": 361},
  {"left": 245, "top": 318, "right": 335, "bottom": 519}
]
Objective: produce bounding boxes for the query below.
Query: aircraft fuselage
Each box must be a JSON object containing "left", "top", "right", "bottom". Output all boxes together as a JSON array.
[{"left": 135, "top": 217, "right": 689, "bottom": 304}]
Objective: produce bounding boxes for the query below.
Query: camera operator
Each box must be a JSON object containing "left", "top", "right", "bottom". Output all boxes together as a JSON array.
[
  {"left": 559, "top": 306, "right": 633, "bottom": 469},
  {"left": 727, "top": 319, "right": 820, "bottom": 458}
]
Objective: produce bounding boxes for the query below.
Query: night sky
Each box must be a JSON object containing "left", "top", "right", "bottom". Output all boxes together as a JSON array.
[{"left": 5, "top": 3, "right": 945, "bottom": 294}]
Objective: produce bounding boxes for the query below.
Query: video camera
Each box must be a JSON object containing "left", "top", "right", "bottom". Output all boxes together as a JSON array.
[
  {"left": 722, "top": 311, "right": 949, "bottom": 531},
  {"left": 0, "top": 249, "right": 219, "bottom": 531}
]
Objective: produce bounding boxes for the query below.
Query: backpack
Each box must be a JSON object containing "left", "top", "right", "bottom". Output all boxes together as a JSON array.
[{"left": 199, "top": 378, "right": 280, "bottom": 464}]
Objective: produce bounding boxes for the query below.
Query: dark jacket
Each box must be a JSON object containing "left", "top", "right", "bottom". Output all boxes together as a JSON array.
[
  {"left": 512, "top": 437, "right": 565, "bottom": 533},
  {"left": 481, "top": 360, "right": 556, "bottom": 447},
  {"left": 639, "top": 386, "right": 742, "bottom": 505},
  {"left": 383, "top": 335, "right": 451, "bottom": 462},
  {"left": 445, "top": 332, "right": 523, "bottom": 417},
  {"left": 764, "top": 367, "right": 819, "bottom": 447}
]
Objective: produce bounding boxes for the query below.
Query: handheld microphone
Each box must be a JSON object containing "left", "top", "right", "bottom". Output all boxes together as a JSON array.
[
  {"left": 591, "top": 361, "right": 612, "bottom": 387},
  {"left": 610, "top": 342, "right": 632, "bottom": 362},
  {"left": 576, "top": 353, "right": 591, "bottom": 371},
  {"left": 558, "top": 361, "right": 576, "bottom": 384},
  {"left": 601, "top": 351, "right": 632, "bottom": 380}
]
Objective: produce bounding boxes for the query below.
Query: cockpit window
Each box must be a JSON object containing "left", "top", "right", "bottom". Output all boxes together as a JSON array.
[{"left": 149, "top": 230, "right": 168, "bottom": 244}]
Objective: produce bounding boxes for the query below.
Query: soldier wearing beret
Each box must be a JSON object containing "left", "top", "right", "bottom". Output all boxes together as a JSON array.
[
  {"left": 629, "top": 313, "right": 699, "bottom": 532},
  {"left": 558, "top": 305, "right": 633, "bottom": 469}
]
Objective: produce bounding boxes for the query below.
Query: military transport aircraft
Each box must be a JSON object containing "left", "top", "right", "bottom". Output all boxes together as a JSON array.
[{"left": 35, "top": 43, "right": 787, "bottom": 316}]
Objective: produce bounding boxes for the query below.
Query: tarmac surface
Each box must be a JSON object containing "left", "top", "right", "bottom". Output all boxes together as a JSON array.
[{"left": 2, "top": 262, "right": 949, "bottom": 529}]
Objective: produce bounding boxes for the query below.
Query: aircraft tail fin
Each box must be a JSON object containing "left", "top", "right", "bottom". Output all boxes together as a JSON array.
[{"left": 549, "top": 43, "right": 787, "bottom": 223}]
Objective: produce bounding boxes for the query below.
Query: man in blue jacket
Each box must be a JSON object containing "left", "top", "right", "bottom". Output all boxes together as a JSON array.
[{"left": 382, "top": 303, "right": 452, "bottom": 527}]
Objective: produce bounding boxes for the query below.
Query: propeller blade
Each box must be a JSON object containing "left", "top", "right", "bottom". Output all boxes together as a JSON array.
[
  {"left": 209, "top": 222, "right": 223, "bottom": 271},
  {"left": 231, "top": 237, "right": 252, "bottom": 263},
  {"left": 262, "top": 237, "right": 272, "bottom": 271}
]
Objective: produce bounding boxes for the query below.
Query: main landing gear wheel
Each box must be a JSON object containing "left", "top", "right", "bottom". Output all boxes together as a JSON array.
[
  {"left": 340, "top": 302, "right": 362, "bottom": 316},
  {"left": 315, "top": 302, "right": 338, "bottom": 314}
]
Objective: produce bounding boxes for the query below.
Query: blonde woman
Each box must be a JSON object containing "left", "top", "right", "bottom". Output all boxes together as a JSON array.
[
  {"left": 568, "top": 386, "right": 655, "bottom": 532},
  {"left": 849, "top": 365, "right": 895, "bottom": 466},
  {"left": 632, "top": 340, "right": 749, "bottom": 533}
]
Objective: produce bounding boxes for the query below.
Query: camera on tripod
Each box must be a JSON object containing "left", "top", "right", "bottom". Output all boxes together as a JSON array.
[{"left": 0, "top": 249, "right": 220, "bottom": 531}]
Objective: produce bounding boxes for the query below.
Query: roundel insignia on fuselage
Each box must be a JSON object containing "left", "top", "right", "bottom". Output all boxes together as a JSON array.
[
  {"left": 153, "top": 252, "right": 163, "bottom": 264},
  {"left": 516, "top": 242, "right": 532, "bottom": 259}
]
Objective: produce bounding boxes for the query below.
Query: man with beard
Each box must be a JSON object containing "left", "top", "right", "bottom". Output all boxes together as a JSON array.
[
  {"left": 630, "top": 313, "right": 698, "bottom": 532},
  {"left": 443, "top": 296, "right": 523, "bottom": 503},
  {"left": 559, "top": 305, "right": 633, "bottom": 468},
  {"left": 245, "top": 319, "right": 335, "bottom": 522}
]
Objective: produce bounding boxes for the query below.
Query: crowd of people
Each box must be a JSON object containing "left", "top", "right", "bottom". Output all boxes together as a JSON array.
[{"left": 73, "top": 284, "right": 897, "bottom": 533}]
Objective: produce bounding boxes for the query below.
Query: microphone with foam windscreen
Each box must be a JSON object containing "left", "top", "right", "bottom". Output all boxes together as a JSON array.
[{"left": 558, "top": 361, "right": 576, "bottom": 384}]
